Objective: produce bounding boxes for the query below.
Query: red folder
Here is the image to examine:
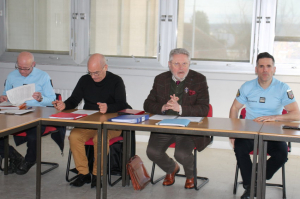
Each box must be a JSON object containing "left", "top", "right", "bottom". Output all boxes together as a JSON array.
[
  {"left": 49, "top": 112, "right": 88, "bottom": 120},
  {"left": 118, "top": 109, "right": 145, "bottom": 115}
]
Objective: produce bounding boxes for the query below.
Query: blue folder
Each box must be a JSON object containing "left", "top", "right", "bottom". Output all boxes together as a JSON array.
[
  {"left": 110, "top": 114, "right": 149, "bottom": 123},
  {"left": 157, "top": 119, "right": 190, "bottom": 127}
]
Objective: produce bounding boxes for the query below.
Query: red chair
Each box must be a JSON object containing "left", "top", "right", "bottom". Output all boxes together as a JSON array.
[
  {"left": 65, "top": 133, "right": 131, "bottom": 187},
  {"left": 13, "top": 93, "right": 64, "bottom": 175},
  {"left": 150, "top": 104, "right": 213, "bottom": 190},
  {"left": 233, "top": 108, "right": 289, "bottom": 199}
]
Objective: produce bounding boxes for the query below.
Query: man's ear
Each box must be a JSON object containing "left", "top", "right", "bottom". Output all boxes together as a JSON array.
[{"left": 32, "top": 61, "right": 36, "bottom": 67}]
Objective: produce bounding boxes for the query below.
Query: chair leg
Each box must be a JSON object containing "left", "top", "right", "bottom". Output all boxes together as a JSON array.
[
  {"left": 233, "top": 163, "right": 239, "bottom": 194},
  {"left": 41, "top": 161, "right": 59, "bottom": 175},
  {"left": 65, "top": 149, "right": 78, "bottom": 182},
  {"left": 150, "top": 162, "right": 165, "bottom": 184},
  {"left": 193, "top": 150, "right": 209, "bottom": 190},
  {"left": 108, "top": 148, "right": 122, "bottom": 187},
  {"left": 282, "top": 164, "right": 286, "bottom": 199}
]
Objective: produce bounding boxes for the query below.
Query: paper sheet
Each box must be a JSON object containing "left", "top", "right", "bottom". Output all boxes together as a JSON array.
[
  {"left": 6, "top": 84, "right": 35, "bottom": 105},
  {"left": 0, "top": 109, "right": 34, "bottom": 115},
  {"left": 72, "top": 109, "right": 98, "bottom": 115},
  {"left": 149, "top": 115, "right": 177, "bottom": 120}
]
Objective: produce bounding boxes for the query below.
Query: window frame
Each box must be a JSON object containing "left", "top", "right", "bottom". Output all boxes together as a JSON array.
[{"left": 0, "top": 0, "right": 300, "bottom": 75}]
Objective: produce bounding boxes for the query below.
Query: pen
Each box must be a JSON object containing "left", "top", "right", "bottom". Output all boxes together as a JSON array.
[{"left": 26, "top": 107, "right": 33, "bottom": 110}]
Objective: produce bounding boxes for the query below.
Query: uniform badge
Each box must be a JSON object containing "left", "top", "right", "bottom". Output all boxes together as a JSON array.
[
  {"left": 184, "top": 87, "right": 189, "bottom": 93},
  {"left": 287, "top": 90, "right": 294, "bottom": 99},
  {"left": 259, "top": 97, "right": 265, "bottom": 103},
  {"left": 236, "top": 89, "right": 240, "bottom": 97}
]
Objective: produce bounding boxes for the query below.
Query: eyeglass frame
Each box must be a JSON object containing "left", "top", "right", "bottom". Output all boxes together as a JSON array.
[
  {"left": 170, "top": 62, "right": 190, "bottom": 68},
  {"left": 87, "top": 65, "right": 106, "bottom": 76},
  {"left": 15, "top": 62, "right": 36, "bottom": 71}
]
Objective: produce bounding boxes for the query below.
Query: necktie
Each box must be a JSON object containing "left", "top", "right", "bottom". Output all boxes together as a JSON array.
[{"left": 176, "top": 81, "right": 180, "bottom": 85}]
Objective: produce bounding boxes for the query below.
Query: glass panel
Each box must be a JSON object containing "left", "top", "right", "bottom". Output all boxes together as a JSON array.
[
  {"left": 90, "top": 0, "right": 159, "bottom": 57},
  {"left": 6, "top": 0, "right": 70, "bottom": 53},
  {"left": 177, "top": 0, "right": 254, "bottom": 62},
  {"left": 274, "top": 0, "right": 300, "bottom": 64}
]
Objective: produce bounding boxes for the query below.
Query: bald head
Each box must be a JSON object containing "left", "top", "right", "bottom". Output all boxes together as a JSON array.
[
  {"left": 87, "top": 53, "right": 108, "bottom": 82},
  {"left": 16, "top": 51, "right": 35, "bottom": 77}
]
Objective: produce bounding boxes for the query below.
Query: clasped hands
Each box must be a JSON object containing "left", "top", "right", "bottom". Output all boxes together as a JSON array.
[{"left": 162, "top": 94, "right": 180, "bottom": 113}]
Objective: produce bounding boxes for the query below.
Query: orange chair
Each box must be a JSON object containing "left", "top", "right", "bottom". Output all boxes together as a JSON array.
[
  {"left": 233, "top": 108, "right": 289, "bottom": 199},
  {"left": 150, "top": 104, "right": 213, "bottom": 190},
  {"left": 13, "top": 93, "right": 65, "bottom": 175}
]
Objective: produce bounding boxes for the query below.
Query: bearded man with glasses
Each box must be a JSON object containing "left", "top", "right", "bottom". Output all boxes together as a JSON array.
[
  {"left": 53, "top": 53, "right": 131, "bottom": 188},
  {"left": 0, "top": 51, "right": 57, "bottom": 175}
]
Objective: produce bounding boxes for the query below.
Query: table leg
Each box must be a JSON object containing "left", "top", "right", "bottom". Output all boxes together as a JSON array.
[
  {"left": 36, "top": 122, "right": 41, "bottom": 199},
  {"left": 102, "top": 126, "right": 107, "bottom": 199},
  {"left": 125, "top": 131, "right": 132, "bottom": 186},
  {"left": 256, "top": 135, "right": 264, "bottom": 199},
  {"left": 97, "top": 126, "right": 103, "bottom": 199},
  {"left": 261, "top": 141, "right": 268, "bottom": 199},
  {"left": 122, "top": 130, "right": 127, "bottom": 187},
  {"left": 250, "top": 134, "right": 258, "bottom": 199},
  {"left": 4, "top": 135, "right": 9, "bottom": 175}
]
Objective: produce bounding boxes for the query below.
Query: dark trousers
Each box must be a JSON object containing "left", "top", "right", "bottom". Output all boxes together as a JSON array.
[
  {"left": 0, "top": 138, "right": 14, "bottom": 158},
  {"left": 234, "top": 138, "right": 288, "bottom": 186},
  {"left": 146, "top": 133, "right": 195, "bottom": 178},
  {"left": 0, "top": 126, "right": 46, "bottom": 162}
]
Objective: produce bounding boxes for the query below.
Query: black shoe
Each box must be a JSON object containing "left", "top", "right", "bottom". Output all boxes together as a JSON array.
[
  {"left": 70, "top": 174, "right": 91, "bottom": 187},
  {"left": 241, "top": 185, "right": 250, "bottom": 199},
  {"left": 16, "top": 160, "right": 35, "bottom": 175},
  {"left": 8, "top": 149, "right": 24, "bottom": 174},
  {"left": 91, "top": 175, "right": 102, "bottom": 188}
]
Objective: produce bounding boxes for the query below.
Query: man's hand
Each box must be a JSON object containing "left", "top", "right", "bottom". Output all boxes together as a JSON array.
[
  {"left": 253, "top": 115, "right": 277, "bottom": 122},
  {"left": 0, "top": 95, "right": 8, "bottom": 103},
  {"left": 97, "top": 102, "right": 107, "bottom": 114},
  {"left": 32, "top": 92, "right": 43, "bottom": 102},
  {"left": 165, "top": 94, "right": 180, "bottom": 112},
  {"left": 52, "top": 100, "right": 66, "bottom": 111},
  {"left": 230, "top": 138, "right": 235, "bottom": 148}
]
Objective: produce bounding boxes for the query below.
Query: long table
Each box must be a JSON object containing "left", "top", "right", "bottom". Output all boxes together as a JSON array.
[
  {"left": 102, "top": 117, "right": 263, "bottom": 199},
  {"left": 257, "top": 121, "right": 300, "bottom": 199}
]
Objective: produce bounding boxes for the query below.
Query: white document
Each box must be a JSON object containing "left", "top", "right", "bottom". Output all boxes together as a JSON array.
[
  {"left": 72, "top": 110, "right": 98, "bottom": 115},
  {"left": 177, "top": 117, "right": 203, "bottom": 123},
  {"left": 149, "top": 115, "right": 178, "bottom": 120},
  {"left": 0, "top": 109, "right": 34, "bottom": 115},
  {"left": 6, "top": 84, "right": 35, "bottom": 105}
]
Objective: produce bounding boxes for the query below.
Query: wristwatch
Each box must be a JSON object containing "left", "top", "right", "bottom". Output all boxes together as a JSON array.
[{"left": 38, "top": 96, "right": 43, "bottom": 102}]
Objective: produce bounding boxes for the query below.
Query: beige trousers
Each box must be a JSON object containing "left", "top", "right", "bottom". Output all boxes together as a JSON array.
[{"left": 69, "top": 128, "right": 122, "bottom": 175}]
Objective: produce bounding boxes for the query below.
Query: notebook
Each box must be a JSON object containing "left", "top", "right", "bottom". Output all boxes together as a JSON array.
[
  {"left": 156, "top": 119, "right": 191, "bottom": 127},
  {"left": 118, "top": 109, "right": 145, "bottom": 115},
  {"left": 49, "top": 112, "right": 88, "bottom": 120}
]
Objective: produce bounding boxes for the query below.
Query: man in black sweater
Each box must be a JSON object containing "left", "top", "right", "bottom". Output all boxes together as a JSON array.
[{"left": 53, "top": 53, "right": 130, "bottom": 188}]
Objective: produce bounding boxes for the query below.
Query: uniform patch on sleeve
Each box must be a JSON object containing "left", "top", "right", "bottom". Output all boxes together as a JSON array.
[
  {"left": 236, "top": 89, "right": 240, "bottom": 97},
  {"left": 287, "top": 90, "right": 294, "bottom": 99}
]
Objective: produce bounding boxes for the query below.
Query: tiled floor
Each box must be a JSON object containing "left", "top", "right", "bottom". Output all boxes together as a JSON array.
[{"left": 1, "top": 136, "right": 300, "bottom": 199}]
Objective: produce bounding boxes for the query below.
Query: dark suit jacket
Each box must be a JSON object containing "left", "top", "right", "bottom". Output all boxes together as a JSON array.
[{"left": 144, "top": 69, "right": 211, "bottom": 152}]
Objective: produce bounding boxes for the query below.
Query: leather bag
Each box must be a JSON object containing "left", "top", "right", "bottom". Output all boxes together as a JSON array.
[{"left": 126, "top": 155, "right": 150, "bottom": 190}]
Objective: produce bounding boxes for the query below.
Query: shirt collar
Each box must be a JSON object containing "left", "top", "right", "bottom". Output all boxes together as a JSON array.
[{"left": 172, "top": 75, "right": 185, "bottom": 83}]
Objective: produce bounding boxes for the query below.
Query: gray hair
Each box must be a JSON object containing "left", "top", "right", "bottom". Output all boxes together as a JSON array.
[{"left": 169, "top": 48, "right": 191, "bottom": 62}]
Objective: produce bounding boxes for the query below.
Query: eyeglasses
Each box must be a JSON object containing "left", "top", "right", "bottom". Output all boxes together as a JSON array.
[
  {"left": 15, "top": 62, "right": 34, "bottom": 71},
  {"left": 171, "top": 62, "right": 189, "bottom": 68},
  {"left": 87, "top": 66, "right": 105, "bottom": 76},
  {"left": 87, "top": 71, "right": 101, "bottom": 76}
]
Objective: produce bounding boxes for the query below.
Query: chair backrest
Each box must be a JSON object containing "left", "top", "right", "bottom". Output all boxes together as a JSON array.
[
  {"left": 207, "top": 104, "right": 213, "bottom": 117},
  {"left": 239, "top": 108, "right": 287, "bottom": 119}
]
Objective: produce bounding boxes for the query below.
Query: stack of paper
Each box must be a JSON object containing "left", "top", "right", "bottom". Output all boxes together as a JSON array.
[
  {"left": 157, "top": 119, "right": 191, "bottom": 127},
  {"left": 0, "top": 109, "right": 34, "bottom": 115},
  {"left": 110, "top": 114, "right": 149, "bottom": 123}
]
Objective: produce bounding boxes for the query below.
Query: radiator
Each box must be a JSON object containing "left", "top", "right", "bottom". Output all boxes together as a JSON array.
[{"left": 54, "top": 88, "right": 84, "bottom": 109}]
